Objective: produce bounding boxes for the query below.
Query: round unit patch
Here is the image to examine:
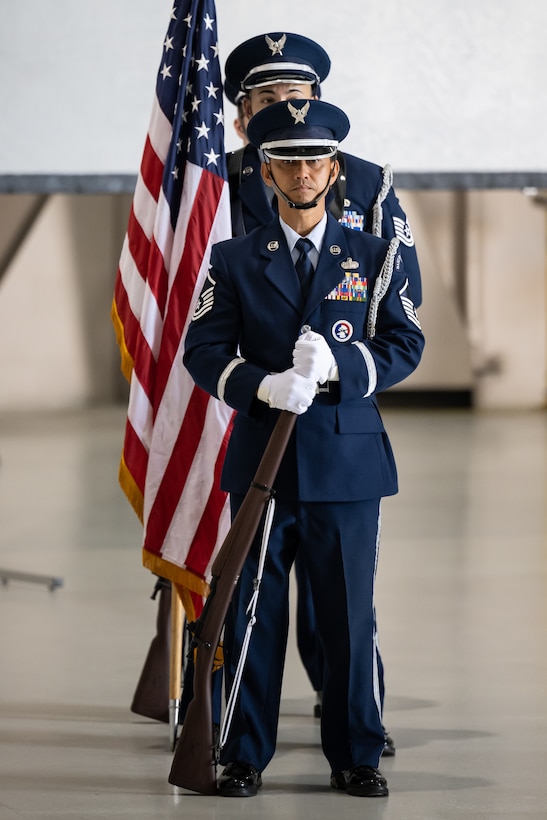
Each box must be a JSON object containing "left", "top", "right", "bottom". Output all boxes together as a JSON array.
[{"left": 331, "top": 320, "right": 354, "bottom": 342}]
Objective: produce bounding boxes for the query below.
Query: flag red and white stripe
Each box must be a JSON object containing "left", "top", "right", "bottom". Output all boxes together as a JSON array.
[{"left": 111, "top": 0, "right": 233, "bottom": 620}]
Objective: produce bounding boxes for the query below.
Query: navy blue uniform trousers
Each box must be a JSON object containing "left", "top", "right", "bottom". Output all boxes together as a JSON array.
[
  {"left": 294, "top": 551, "right": 386, "bottom": 706},
  {"left": 220, "top": 494, "right": 385, "bottom": 773}
]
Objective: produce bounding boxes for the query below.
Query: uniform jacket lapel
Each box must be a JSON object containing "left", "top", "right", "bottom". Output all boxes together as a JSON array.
[{"left": 259, "top": 220, "right": 302, "bottom": 312}]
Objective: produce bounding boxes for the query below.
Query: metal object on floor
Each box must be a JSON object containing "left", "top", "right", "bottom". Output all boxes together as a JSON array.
[{"left": 0, "top": 568, "right": 63, "bottom": 591}]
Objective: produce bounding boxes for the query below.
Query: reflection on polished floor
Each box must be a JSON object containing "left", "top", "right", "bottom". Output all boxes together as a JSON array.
[{"left": 0, "top": 405, "right": 545, "bottom": 819}]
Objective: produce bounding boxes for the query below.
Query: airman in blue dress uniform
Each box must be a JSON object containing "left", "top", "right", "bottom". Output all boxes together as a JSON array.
[
  {"left": 223, "top": 32, "right": 420, "bottom": 750},
  {"left": 184, "top": 99, "right": 424, "bottom": 797}
]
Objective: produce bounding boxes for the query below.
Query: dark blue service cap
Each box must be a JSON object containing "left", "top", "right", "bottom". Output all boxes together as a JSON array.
[
  {"left": 225, "top": 32, "right": 330, "bottom": 93},
  {"left": 247, "top": 99, "right": 349, "bottom": 160},
  {"left": 224, "top": 78, "right": 246, "bottom": 106}
]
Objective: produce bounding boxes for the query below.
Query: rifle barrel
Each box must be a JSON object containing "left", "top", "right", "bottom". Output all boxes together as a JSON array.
[{"left": 168, "top": 410, "right": 296, "bottom": 793}]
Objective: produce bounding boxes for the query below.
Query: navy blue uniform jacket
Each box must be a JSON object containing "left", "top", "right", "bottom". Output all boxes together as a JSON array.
[{"left": 184, "top": 214, "right": 424, "bottom": 503}]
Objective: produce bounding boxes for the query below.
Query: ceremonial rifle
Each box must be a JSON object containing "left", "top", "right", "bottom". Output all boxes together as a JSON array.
[{"left": 168, "top": 409, "right": 297, "bottom": 794}]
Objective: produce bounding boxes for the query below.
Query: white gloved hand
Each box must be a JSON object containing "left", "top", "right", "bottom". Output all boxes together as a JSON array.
[
  {"left": 293, "top": 330, "right": 337, "bottom": 384},
  {"left": 257, "top": 369, "right": 316, "bottom": 414}
]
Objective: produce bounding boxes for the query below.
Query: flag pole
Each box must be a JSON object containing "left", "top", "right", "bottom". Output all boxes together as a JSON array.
[
  {"left": 112, "top": 0, "right": 233, "bottom": 738},
  {"left": 169, "top": 587, "right": 184, "bottom": 750}
]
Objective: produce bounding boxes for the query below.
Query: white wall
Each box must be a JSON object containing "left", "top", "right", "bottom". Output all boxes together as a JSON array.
[
  {"left": 1, "top": 0, "right": 546, "bottom": 174},
  {"left": 220, "top": 0, "right": 547, "bottom": 172}
]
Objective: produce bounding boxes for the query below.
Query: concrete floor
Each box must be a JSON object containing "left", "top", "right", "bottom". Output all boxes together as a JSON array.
[{"left": 0, "top": 404, "right": 545, "bottom": 819}]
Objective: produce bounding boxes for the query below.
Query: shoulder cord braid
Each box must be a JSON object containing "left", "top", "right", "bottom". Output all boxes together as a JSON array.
[
  {"left": 367, "top": 237, "right": 400, "bottom": 339},
  {"left": 371, "top": 164, "right": 393, "bottom": 237}
]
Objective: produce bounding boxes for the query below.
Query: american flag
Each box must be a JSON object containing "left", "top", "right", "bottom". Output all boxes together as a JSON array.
[{"left": 111, "top": 0, "right": 233, "bottom": 621}]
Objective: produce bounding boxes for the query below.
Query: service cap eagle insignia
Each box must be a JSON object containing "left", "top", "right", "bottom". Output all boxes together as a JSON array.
[
  {"left": 288, "top": 100, "right": 310, "bottom": 124},
  {"left": 265, "top": 33, "right": 287, "bottom": 56}
]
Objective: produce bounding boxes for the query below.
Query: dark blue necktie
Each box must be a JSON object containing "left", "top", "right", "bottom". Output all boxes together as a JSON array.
[{"left": 295, "top": 237, "right": 315, "bottom": 295}]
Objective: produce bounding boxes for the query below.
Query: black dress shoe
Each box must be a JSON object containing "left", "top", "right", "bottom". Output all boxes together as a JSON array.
[
  {"left": 330, "top": 765, "right": 388, "bottom": 797},
  {"left": 382, "top": 731, "right": 396, "bottom": 757},
  {"left": 217, "top": 762, "right": 262, "bottom": 797}
]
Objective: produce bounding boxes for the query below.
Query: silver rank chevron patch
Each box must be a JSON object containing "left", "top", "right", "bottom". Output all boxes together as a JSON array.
[
  {"left": 393, "top": 216, "right": 415, "bottom": 247},
  {"left": 399, "top": 278, "right": 421, "bottom": 329},
  {"left": 192, "top": 269, "right": 216, "bottom": 321}
]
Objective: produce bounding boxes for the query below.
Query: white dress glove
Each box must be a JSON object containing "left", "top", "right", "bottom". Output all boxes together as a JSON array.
[
  {"left": 292, "top": 330, "right": 337, "bottom": 384},
  {"left": 257, "top": 369, "right": 316, "bottom": 414}
]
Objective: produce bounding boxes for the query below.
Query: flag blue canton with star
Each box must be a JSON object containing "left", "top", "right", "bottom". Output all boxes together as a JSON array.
[{"left": 157, "top": 0, "right": 226, "bottom": 229}]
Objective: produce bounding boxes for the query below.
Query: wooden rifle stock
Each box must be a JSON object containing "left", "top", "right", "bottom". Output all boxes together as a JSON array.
[
  {"left": 130, "top": 577, "right": 171, "bottom": 723},
  {"left": 168, "top": 410, "right": 297, "bottom": 794}
]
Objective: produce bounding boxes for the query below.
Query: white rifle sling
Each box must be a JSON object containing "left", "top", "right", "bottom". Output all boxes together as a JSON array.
[{"left": 219, "top": 494, "right": 277, "bottom": 752}]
